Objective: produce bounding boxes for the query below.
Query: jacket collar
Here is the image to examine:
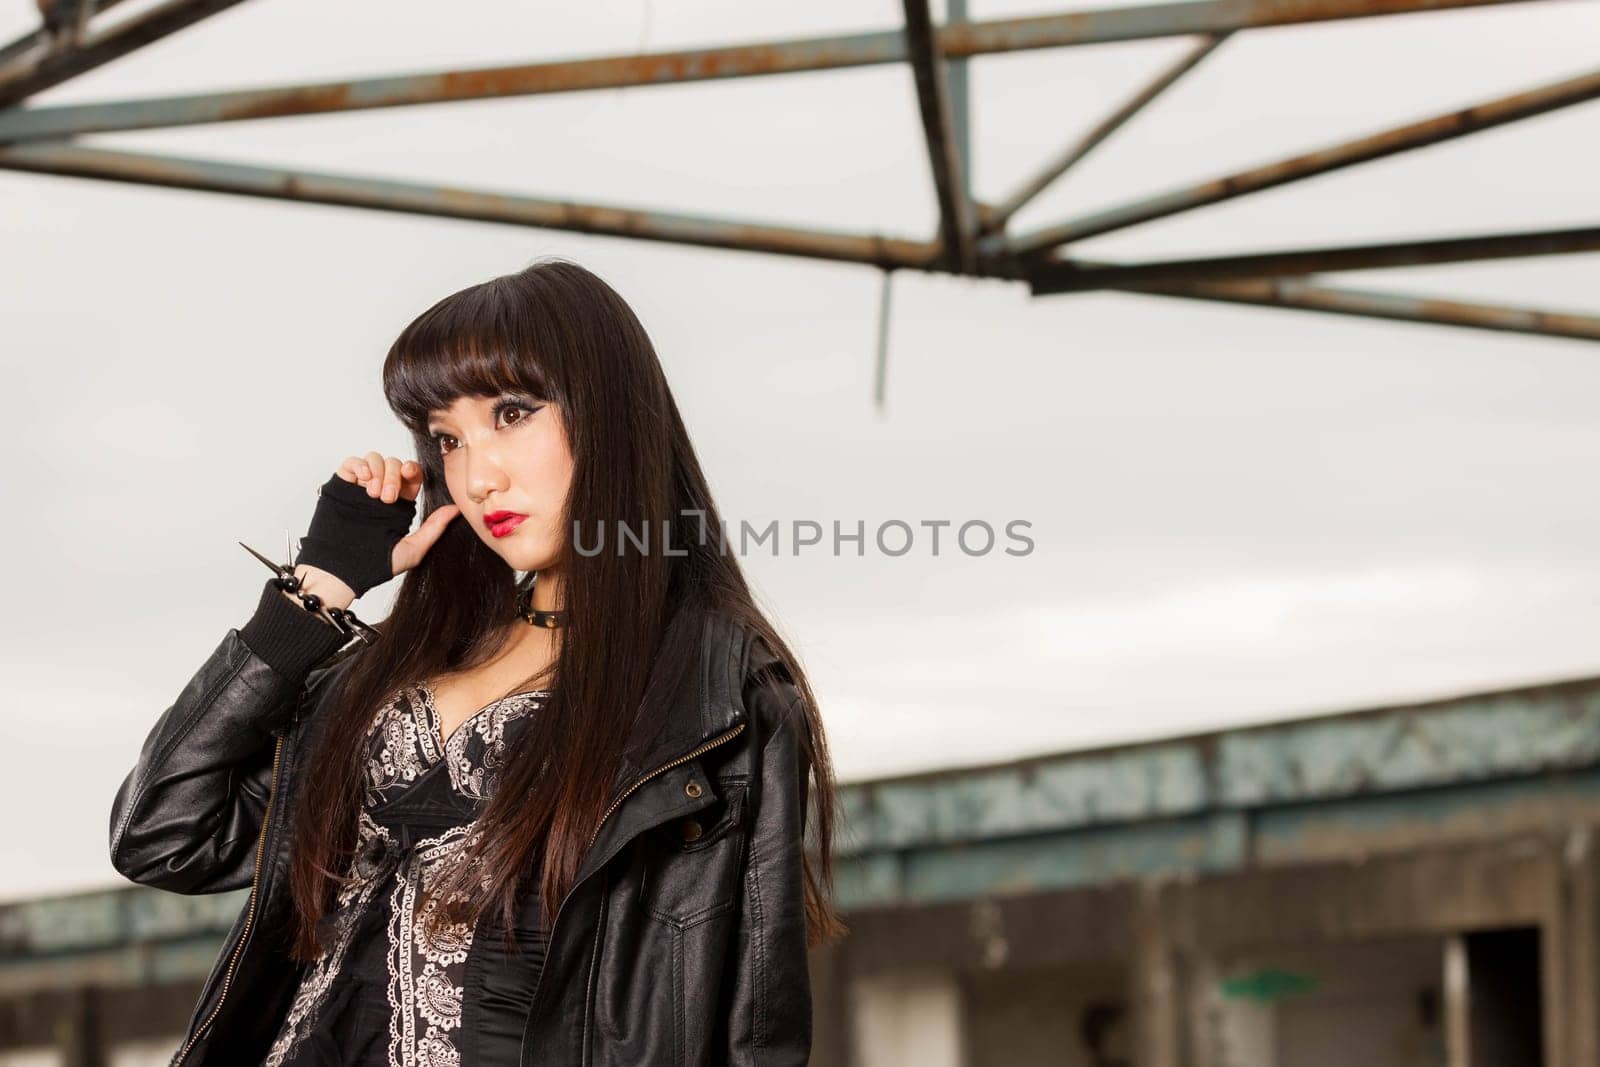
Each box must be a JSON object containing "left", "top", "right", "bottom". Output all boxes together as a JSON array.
[
  {"left": 572, "top": 604, "right": 761, "bottom": 891},
  {"left": 611, "top": 604, "right": 754, "bottom": 792}
]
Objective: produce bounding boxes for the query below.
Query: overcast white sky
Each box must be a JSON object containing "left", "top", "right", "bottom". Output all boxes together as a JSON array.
[{"left": 3, "top": 0, "right": 1599, "bottom": 901}]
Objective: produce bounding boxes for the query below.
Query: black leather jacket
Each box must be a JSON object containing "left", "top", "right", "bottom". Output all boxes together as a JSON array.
[{"left": 109, "top": 600, "right": 814, "bottom": 1066}]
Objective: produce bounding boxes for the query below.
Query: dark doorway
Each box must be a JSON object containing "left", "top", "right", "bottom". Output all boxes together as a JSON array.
[{"left": 1466, "top": 927, "right": 1544, "bottom": 1067}]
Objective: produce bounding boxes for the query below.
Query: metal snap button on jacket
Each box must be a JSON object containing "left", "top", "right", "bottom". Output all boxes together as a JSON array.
[
  {"left": 684, "top": 780, "right": 703, "bottom": 798},
  {"left": 680, "top": 819, "right": 704, "bottom": 842}
]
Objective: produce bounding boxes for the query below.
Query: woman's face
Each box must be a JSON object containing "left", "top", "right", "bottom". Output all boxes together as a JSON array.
[{"left": 426, "top": 392, "right": 573, "bottom": 573}]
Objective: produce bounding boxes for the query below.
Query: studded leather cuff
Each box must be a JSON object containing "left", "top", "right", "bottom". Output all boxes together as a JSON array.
[{"left": 238, "top": 578, "right": 348, "bottom": 682}]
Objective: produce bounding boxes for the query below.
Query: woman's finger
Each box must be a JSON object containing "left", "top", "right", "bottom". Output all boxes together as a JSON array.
[
  {"left": 393, "top": 504, "right": 460, "bottom": 574},
  {"left": 399, "top": 459, "right": 425, "bottom": 501},
  {"left": 380, "top": 455, "right": 403, "bottom": 503},
  {"left": 362, "top": 451, "right": 386, "bottom": 496}
]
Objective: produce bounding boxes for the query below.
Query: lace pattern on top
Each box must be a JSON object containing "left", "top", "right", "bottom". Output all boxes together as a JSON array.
[{"left": 261, "top": 682, "right": 548, "bottom": 1067}]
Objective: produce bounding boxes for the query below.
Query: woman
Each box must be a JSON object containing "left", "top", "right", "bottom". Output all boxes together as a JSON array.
[{"left": 108, "top": 258, "right": 846, "bottom": 1066}]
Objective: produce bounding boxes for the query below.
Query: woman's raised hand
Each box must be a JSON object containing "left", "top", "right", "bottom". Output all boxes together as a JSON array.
[
  {"left": 335, "top": 452, "right": 460, "bottom": 578},
  {"left": 293, "top": 453, "right": 460, "bottom": 604}
]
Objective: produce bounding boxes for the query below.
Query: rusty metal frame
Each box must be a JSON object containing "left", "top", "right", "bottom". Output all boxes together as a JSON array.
[
  {"left": 0, "top": 0, "right": 250, "bottom": 107},
  {"left": 1002, "top": 62, "right": 1600, "bottom": 255},
  {"left": 903, "top": 0, "right": 978, "bottom": 272},
  {"left": 1029, "top": 226, "right": 1600, "bottom": 292},
  {"left": 981, "top": 30, "right": 1233, "bottom": 235},
  {"left": 0, "top": 139, "right": 943, "bottom": 266},
  {"left": 0, "top": 0, "right": 1594, "bottom": 344}
]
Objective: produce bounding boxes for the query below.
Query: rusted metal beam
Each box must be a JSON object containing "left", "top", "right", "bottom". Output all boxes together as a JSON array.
[
  {"left": 902, "top": 0, "right": 977, "bottom": 272},
  {"left": 0, "top": 0, "right": 252, "bottom": 108},
  {"left": 0, "top": 0, "right": 132, "bottom": 73},
  {"left": 0, "top": 0, "right": 1557, "bottom": 141},
  {"left": 1028, "top": 225, "right": 1600, "bottom": 291},
  {"left": 947, "top": 0, "right": 972, "bottom": 201},
  {"left": 2, "top": 141, "right": 1590, "bottom": 344},
  {"left": 984, "top": 32, "right": 1231, "bottom": 235},
  {"left": 0, "top": 140, "right": 943, "bottom": 269},
  {"left": 1007, "top": 63, "right": 1600, "bottom": 255},
  {"left": 2, "top": 142, "right": 1590, "bottom": 343},
  {"left": 36, "top": 0, "right": 97, "bottom": 53},
  {"left": 1128, "top": 276, "right": 1600, "bottom": 341},
  {"left": 874, "top": 270, "right": 895, "bottom": 414}
]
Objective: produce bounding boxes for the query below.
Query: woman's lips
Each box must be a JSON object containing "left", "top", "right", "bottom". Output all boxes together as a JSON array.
[{"left": 484, "top": 512, "right": 527, "bottom": 538}]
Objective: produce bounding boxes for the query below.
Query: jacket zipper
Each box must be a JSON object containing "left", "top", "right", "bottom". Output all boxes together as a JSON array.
[
  {"left": 520, "top": 719, "right": 747, "bottom": 1066},
  {"left": 172, "top": 730, "right": 286, "bottom": 1067},
  {"left": 586, "top": 721, "right": 747, "bottom": 850}
]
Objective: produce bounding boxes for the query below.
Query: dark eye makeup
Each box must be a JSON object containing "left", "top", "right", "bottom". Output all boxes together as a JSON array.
[{"left": 427, "top": 396, "right": 542, "bottom": 455}]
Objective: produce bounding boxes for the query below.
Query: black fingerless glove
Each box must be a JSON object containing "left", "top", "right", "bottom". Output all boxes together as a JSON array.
[{"left": 293, "top": 474, "right": 417, "bottom": 599}]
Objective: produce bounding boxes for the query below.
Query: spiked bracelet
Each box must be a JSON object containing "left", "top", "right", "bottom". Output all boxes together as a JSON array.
[{"left": 238, "top": 540, "right": 380, "bottom": 646}]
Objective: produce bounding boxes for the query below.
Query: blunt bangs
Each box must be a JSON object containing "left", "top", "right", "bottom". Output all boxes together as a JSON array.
[{"left": 383, "top": 275, "right": 555, "bottom": 434}]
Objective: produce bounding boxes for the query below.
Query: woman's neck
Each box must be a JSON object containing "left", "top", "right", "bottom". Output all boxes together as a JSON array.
[
  {"left": 528, "top": 567, "right": 566, "bottom": 614},
  {"left": 497, "top": 620, "right": 561, "bottom": 688}
]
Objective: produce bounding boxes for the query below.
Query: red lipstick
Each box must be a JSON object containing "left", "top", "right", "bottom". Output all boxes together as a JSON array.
[{"left": 484, "top": 510, "right": 528, "bottom": 538}]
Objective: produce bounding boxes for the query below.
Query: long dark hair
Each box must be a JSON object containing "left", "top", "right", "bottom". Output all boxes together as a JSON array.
[{"left": 284, "top": 258, "right": 847, "bottom": 962}]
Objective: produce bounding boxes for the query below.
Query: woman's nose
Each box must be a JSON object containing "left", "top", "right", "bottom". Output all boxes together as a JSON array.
[{"left": 465, "top": 439, "right": 511, "bottom": 499}]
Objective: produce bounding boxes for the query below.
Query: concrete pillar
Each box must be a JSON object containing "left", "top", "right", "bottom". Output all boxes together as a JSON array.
[
  {"left": 810, "top": 940, "right": 853, "bottom": 1067},
  {"left": 1443, "top": 934, "right": 1470, "bottom": 1067},
  {"left": 849, "top": 967, "right": 965, "bottom": 1067},
  {"left": 56, "top": 987, "right": 101, "bottom": 1067},
  {"left": 1131, "top": 882, "right": 1183, "bottom": 1067},
  {"left": 1561, "top": 826, "right": 1600, "bottom": 1067}
]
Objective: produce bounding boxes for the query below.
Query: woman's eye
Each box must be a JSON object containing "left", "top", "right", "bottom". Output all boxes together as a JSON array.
[
  {"left": 430, "top": 402, "right": 536, "bottom": 455},
  {"left": 497, "top": 401, "right": 539, "bottom": 427}
]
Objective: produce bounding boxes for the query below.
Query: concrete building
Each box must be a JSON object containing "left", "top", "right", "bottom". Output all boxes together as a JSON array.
[
  {"left": 816, "top": 673, "right": 1600, "bottom": 1067},
  {"left": 5, "top": 673, "right": 1600, "bottom": 1066}
]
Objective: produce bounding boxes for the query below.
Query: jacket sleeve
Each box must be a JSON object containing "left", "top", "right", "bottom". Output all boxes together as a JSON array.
[
  {"left": 107, "top": 579, "right": 349, "bottom": 895},
  {"left": 724, "top": 670, "right": 814, "bottom": 1065}
]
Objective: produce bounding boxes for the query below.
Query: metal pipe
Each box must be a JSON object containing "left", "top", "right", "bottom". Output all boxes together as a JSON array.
[
  {"left": 1009, "top": 63, "right": 1600, "bottom": 254},
  {"left": 0, "top": 0, "right": 253, "bottom": 108},
  {"left": 1028, "top": 225, "right": 1600, "bottom": 291},
  {"left": 874, "top": 270, "right": 895, "bottom": 413},
  {"left": 0, "top": 0, "right": 1553, "bottom": 140},
  {"left": 1, "top": 142, "right": 1590, "bottom": 344},
  {"left": 1130, "top": 276, "right": 1600, "bottom": 341},
  {"left": 984, "top": 32, "right": 1229, "bottom": 234},
  {"left": 903, "top": 0, "right": 977, "bottom": 271},
  {"left": 947, "top": 0, "right": 972, "bottom": 203},
  {"left": 0, "top": 140, "right": 944, "bottom": 269},
  {"left": 0, "top": 0, "right": 132, "bottom": 75}
]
